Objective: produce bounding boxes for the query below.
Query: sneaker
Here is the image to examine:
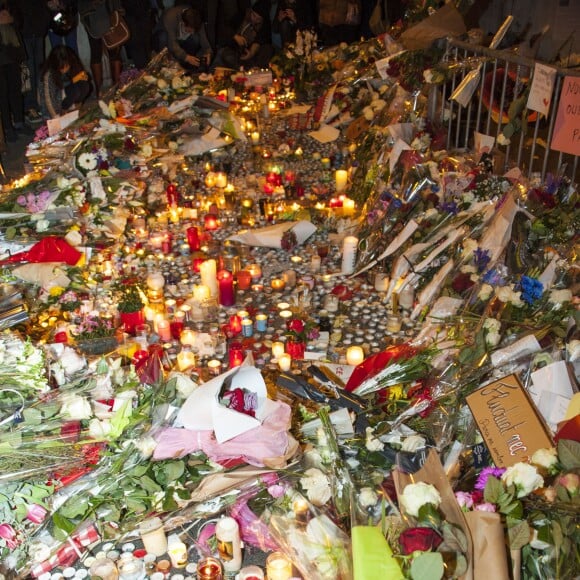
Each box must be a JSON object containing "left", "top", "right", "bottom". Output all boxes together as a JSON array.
[{"left": 25, "top": 109, "right": 43, "bottom": 125}]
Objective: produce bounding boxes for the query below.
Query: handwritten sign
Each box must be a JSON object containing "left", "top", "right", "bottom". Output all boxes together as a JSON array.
[
  {"left": 550, "top": 75, "right": 580, "bottom": 156},
  {"left": 466, "top": 374, "right": 553, "bottom": 467},
  {"left": 527, "top": 63, "right": 557, "bottom": 116}
]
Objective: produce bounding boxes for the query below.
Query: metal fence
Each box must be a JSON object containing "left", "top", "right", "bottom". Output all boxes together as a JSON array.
[{"left": 428, "top": 38, "right": 579, "bottom": 183}]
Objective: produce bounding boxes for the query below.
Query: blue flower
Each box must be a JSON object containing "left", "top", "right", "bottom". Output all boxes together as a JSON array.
[
  {"left": 440, "top": 201, "right": 458, "bottom": 215},
  {"left": 519, "top": 275, "right": 543, "bottom": 305},
  {"left": 473, "top": 248, "right": 491, "bottom": 273},
  {"left": 482, "top": 268, "right": 505, "bottom": 286}
]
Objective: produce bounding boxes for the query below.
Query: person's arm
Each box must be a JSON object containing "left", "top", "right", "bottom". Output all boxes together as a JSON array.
[{"left": 163, "top": 8, "right": 188, "bottom": 62}]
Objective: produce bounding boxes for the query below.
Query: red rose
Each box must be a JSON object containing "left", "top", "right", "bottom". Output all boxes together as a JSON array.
[
  {"left": 399, "top": 527, "right": 443, "bottom": 555},
  {"left": 451, "top": 272, "right": 475, "bottom": 294},
  {"left": 287, "top": 319, "right": 305, "bottom": 333}
]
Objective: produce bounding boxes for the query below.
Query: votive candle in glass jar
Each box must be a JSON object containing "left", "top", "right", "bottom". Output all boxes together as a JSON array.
[
  {"left": 238, "top": 565, "right": 264, "bottom": 580},
  {"left": 236, "top": 270, "right": 252, "bottom": 290},
  {"left": 266, "top": 552, "right": 293, "bottom": 580},
  {"left": 207, "top": 359, "right": 222, "bottom": 375},
  {"left": 271, "top": 341, "right": 285, "bottom": 360},
  {"left": 278, "top": 353, "right": 291, "bottom": 372},
  {"left": 197, "top": 557, "right": 223, "bottom": 580},
  {"left": 346, "top": 345, "right": 364, "bottom": 366},
  {"left": 255, "top": 314, "right": 267, "bottom": 332},
  {"left": 281, "top": 270, "right": 296, "bottom": 288},
  {"left": 270, "top": 278, "right": 286, "bottom": 291}
]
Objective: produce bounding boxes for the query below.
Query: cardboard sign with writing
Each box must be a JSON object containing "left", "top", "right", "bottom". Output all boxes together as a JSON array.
[
  {"left": 551, "top": 75, "right": 580, "bottom": 156},
  {"left": 466, "top": 374, "right": 553, "bottom": 467},
  {"left": 527, "top": 63, "right": 557, "bottom": 116}
]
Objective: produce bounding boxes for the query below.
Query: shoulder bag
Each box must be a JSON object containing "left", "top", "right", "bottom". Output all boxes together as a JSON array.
[{"left": 102, "top": 9, "right": 130, "bottom": 49}]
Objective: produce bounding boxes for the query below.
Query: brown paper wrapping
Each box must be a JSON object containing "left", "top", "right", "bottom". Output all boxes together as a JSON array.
[
  {"left": 464, "top": 511, "right": 509, "bottom": 580},
  {"left": 399, "top": 4, "right": 466, "bottom": 50},
  {"left": 393, "top": 449, "right": 474, "bottom": 580}
]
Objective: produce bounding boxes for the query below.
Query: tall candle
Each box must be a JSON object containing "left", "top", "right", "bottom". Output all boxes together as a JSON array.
[
  {"left": 186, "top": 226, "right": 200, "bottom": 251},
  {"left": 228, "top": 342, "right": 244, "bottom": 368},
  {"left": 346, "top": 345, "right": 365, "bottom": 366},
  {"left": 281, "top": 270, "right": 296, "bottom": 288},
  {"left": 229, "top": 314, "right": 242, "bottom": 335},
  {"left": 199, "top": 259, "right": 218, "bottom": 297},
  {"left": 215, "top": 517, "right": 242, "bottom": 572},
  {"left": 217, "top": 270, "right": 236, "bottom": 306},
  {"left": 139, "top": 517, "right": 167, "bottom": 557},
  {"left": 341, "top": 236, "right": 358, "bottom": 275},
  {"left": 335, "top": 169, "right": 348, "bottom": 193},
  {"left": 157, "top": 319, "right": 172, "bottom": 342},
  {"left": 272, "top": 341, "right": 285, "bottom": 360},
  {"left": 343, "top": 197, "right": 355, "bottom": 216}
]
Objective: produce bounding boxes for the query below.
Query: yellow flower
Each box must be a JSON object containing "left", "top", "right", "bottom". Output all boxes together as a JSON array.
[
  {"left": 49, "top": 286, "right": 65, "bottom": 297},
  {"left": 388, "top": 385, "right": 404, "bottom": 400}
]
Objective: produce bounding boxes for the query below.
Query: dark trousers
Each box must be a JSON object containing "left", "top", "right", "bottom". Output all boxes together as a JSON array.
[
  {"left": 0, "top": 62, "right": 23, "bottom": 138},
  {"left": 23, "top": 34, "right": 46, "bottom": 111}
]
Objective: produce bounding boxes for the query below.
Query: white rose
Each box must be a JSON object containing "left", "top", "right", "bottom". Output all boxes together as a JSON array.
[
  {"left": 400, "top": 482, "right": 442, "bottom": 517},
  {"left": 401, "top": 434, "right": 426, "bottom": 452},
  {"left": 548, "top": 289, "right": 572, "bottom": 305},
  {"left": 531, "top": 448, "right": 558, "bottom": 470},
  {"left": 495, "top": 285, "right": 513, "bottom": 303},
  {"left": 362, "top": 106, "right": 375, "bottom": 121},
  {"left": 423, "top": 69, "right": 434, "bottom": 83},
  {"left": 497, "top": 133, "right": 511, "bottom": 146},
  {"left": 478, "top": 283, "right": 493, "bottom": 301},
  {"left": 172, "top": 373, "right": 197, "bottom": 398},
  {"left": 359, "top": 487, "right": 378, "bottom": 508},
  {"left": 157, "top": 78, "right": 168, "bottom": 89},
  {"left": 567, "top": 340, "right": 580, "bottom": 362},
  {"left": 502, "top": 462, "right": 544, "bottom": 498},
  {"left": 365, "top": 427, "right": 384, "bottom": 452},
  {"left": 141, "top": 143, "right": 153, "bottom": 157},
  {"left": 36, "top": 219, "right": 50, "bottom": 232},
  {"left": 134, "top": 435, "right": 158, "bottom": 459},
  {"left": 300, "top": 468, "right": 332, "bottom": 506},
  {"left": 88, "top": 418, "right": 112, "bottom": 439},
  {"left": 58, "top": 345, "right": 87, "bottom": 376},
  {"left": 60, "top": 393, "right": 92, "bottom": 420}
]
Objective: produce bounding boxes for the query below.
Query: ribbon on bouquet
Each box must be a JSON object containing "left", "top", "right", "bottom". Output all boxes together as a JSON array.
[{"left": 30, "top": 524, "right": 100, "bottom": 577}]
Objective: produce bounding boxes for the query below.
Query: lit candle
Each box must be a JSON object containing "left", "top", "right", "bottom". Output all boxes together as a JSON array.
[
  {"left": 277, "top": 302, "right": 290, "bottom": 310},
  {"left": 228, "top": 342, "right": 244, "bottom": 368},
  {"left": 197, "top": 557, "right": 223, "bottom": 580},
  {"left": 321, "top": 157, "right": 331, "bottom": 169},
  {"left": 237, "top": 310, "right": 250, "bottom": 319},
  {"left": 205, "top": 172, "right": 217, "bottom": 188},
  {"left": 246, "top": 264, "right": 262, "bottom": 281},
  {"left": 343, "top": 197, "right": 355, "bottom": 216},
  {"left": 204, "top": 214, "right": 219, "bottom": 231},
  {"left": 241, "top": 318, "right": 253, "bottom": 337},
  {"left": 180, "top": 328, "right": 197, "bottom": 346},
  {"left": 386, "top": 316, "right": 402, "bottom": 333},
  {"left": 193, "top": 284, "right": 211, "bottom": 303},
  {"left": 255, "top": 314, "right": 268, "bottom": 332},
  {"left": 346, "top": 346, "right": 365, "bottom": 366},
  {"left": 217, "top": 270, "right": 236, "bottom": 306},
  {"left": 157, "top": 319, "right": 172, "bottom": 342},
  {"left": 177, "top": 347, "right": 196, "bottom": 371},
  {"left": 139, "top": 517, "right": 167, "bottom": 557},
  {"left": 374, "top": 271, "right": 389, "bottom": 292},
  {"left": 215, "top": 172, "right": 228, "bottom": 188},
  {"left": 229, "top": 314, "right": 242, "bottom": 335},
  {"left": 207, "top": 359, "right": 222, "bottom": 375},
  {"left": 236, "top": 270, "right": 252, "bottom": 290},
  {"left": 293, "top": 497, "right": 310, "bottom": 525},
  {"left": 251, "top": 131, "right": 260, "bottom": 144},
  {"left": 146, "top": 270, "right": 165, "bottom": 291},
  {"left": 278, "top": 353, "right": 291, "bottom": 372},
  {"left": 199, "top": 259, "right": 218, "bottom": 297},
  {"left": 272, "top": 341, "right": 285, "bottom": 360},
  {"left": 279, "top": 310, "right": 293, "bottom": 322},
  {"left": 335, "top": 169, "right": 348, "bottom": 193},
  {"left": 186, "top": 226, "right": 200, "bottom": 251},
  {"left": 270, "top": 278, "right": 286, "bottom": 291},
  {"left": 266, "top": 551, "right": 293, "bottom": 580}
]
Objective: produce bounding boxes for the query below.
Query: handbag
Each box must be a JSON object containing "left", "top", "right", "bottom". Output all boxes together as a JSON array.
[{"left": 102, "top": 10, "right": 130, "bottom": 49}]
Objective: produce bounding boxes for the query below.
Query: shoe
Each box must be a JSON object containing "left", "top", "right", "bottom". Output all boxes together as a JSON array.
[{"left": 25, "top": 109, "right": 43, "bottom": 125}]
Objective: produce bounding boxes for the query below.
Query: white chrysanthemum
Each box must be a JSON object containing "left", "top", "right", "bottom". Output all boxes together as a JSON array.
[
  {"left": 77, "top": 152, "right": 98, "bottom": 171},
  {"left": 359, "top": 487, "right": 378, "bottom": 508}
]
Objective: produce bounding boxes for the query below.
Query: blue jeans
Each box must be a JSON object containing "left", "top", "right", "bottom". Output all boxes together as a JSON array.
[{"left": 23, "top": 35, "right": 46, "bottom": 111}]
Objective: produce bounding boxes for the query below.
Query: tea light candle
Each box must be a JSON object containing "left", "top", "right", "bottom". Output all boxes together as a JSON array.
[
  {"left": 272, "top": 341, "right": 285, "bottom": 360},
  {"left": 139, "top": 517, "right": 167, "bottom": 557},
  {"left": 251, "top": 283, "right": 263, "bottom": 292},
  {"left": 271, "top": 278, "right": 286, "bottom": 291},
  {"left": 321, "top": 157, "right": 331, "bottom": 169},
  {"left": 335, "top": 169, "right": 348, "bottom": 192},
  {"left": 266, "top": 552, "right": 293, "bottom": 580},
  {"left": 207, "top": 359, "right": 222, "bottom": 375},
  {"left": 237, "top": 310, "right": 250, "bottom": 319},
  {"left": 346, "top": 346, "right": 364, "bottom": 366},
  {"left": 279, "top": 310, "right": 293, "bottom": 321},
  {"left": 205, "top": 172, "right": 217, "bottom": 188},
  {"left": 277, "top": 302, "right": 290, "bottom": 311},
  {"left": 177, "top": 347, "right": 196, "bottom": 371},
  {"left": 180, "top": 328, "right": 196, "bottom": 346},
  {"left": 278, "top": 353, "right": 291, "bottom": 372},
  {"left": 199, "top": 259, "right": 218, "bottom": 297}
]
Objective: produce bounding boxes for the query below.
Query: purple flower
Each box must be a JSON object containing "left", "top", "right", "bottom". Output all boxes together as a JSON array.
[
  {"left": 473, "top": 248, "right": 491, "bottom": 273},
  {"left": 475, "top": 467, "right": 506, "bottom": 491}
]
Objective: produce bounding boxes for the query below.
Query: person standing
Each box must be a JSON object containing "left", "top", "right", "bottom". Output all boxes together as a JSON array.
[
  {"left": 20, "top": 0, "right": 51, "bottom": 124},
  {"left": 121, "top": 0, "right": 153, "bottom": 69},
  {"left": 274, "top": 0, "right": 313, "bottom": 47},
  {"left": 78, "top": 0, "right": 124, "bottom": 96},
  {"left": 47, "top": 0, "right": 80, "bottom": 53},
  {"left": 0, "top": 0, "right": 27, "bottom": 142}
]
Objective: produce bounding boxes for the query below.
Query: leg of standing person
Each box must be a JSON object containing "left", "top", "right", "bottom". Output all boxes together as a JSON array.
[
  {"left": 109, "top": 46, "right": 123, "bottom": 85},
  {"left": 23, "top": 34, "right": 46, "bottom": 120},
  {"left": 88, "top": 34, "right": 104, "bottom": 97},
  {"left": 0, "top": 64, "right": 17, "bottom": 141},
  {"left": 4, "top": 61, "right": 25, "bottom": 135}
]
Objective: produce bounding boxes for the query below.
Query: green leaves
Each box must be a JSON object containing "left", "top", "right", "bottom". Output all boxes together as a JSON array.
[
  {"left": 507, "top": 519, "right": 530, "bottom": 549},
  {"left": 558, "top": 439, "right": 580, "bottom": 471},
  {"left": 417, "top": 503, "right": 442, "bottom": 528},
  {"left": 410, "top": 552, "right": 444, "bottom": 580},
  {"left": 483, "top": 475, "right": 503, "bottom": 504}
]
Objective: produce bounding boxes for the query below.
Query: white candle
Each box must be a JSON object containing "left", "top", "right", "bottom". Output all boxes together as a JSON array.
[
  {"left": 341, "top": 235, "right": 358, "bottom": 275},
  {"left": 199, "top": 259, "right": 218, "bottom": 297},
  {"left": 272, "top": 341, "right": 285, "bottom": 360},
  {"left": 335, "top": 169, "right": 348, "bottom": 193},
  {"left": 215, "top": 517, "right": 243, "bottom": 572},
  {"left": 346, "top": 346, "right": 365, "bottom": 366},
  {"left": 374, "top": 271, "right": 389, "bottom": 292},
  {"left": 278, "top": 353, "right": 292, "bottom": 371},
  {"left": 251, "top": 131, "right": 260, "bottom": 144},
  {"left": 343, "top": 197, "right": 355, "bottom": 216},
  {"left": 167, "top": 536, "right": 187, "bottom": 569},
  {"left": 180, "top": 328, "right": 197, "bottom": 346},
  {"left": 310, "top": 255, "right": 321, "bottom": 273},
  {"left": 279, "top": 310, "right": 293, "bottom": 321},
  {"left": 139, "top": 517, "right": 167, "bottom": 557},
  {"left": 177, "top": 348, "right": 196, "bottom": 371},
  {"left": 215, "top": 172, "right": 228, "bottom": 188}
]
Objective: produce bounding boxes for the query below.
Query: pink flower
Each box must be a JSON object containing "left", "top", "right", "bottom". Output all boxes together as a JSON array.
[
  {"left": 260, "top": 472, "right": 279, "bottom": 487},
  {"left": 0, "top": 523, "right": 16, "bottom": 541},
  {"left": 455, "top": 491, "right": 474, "bottom": 510},
  {"left": 267, "top": 484, "right": 287, "bottom": 498},
  {"left": 557, "top": 473, "right": 579, "bottom": 496},
  {"left": 26, "top": 504, "right": 48, "bottom": 524},
  {"left": 474, "top": 502, "right": 496, "bottom": 512}
]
